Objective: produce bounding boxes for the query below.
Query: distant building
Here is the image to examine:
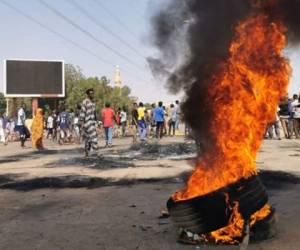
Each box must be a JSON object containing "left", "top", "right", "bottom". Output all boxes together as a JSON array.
[{"left": 114, "top": 65, "right": 122, "bottom": 88}]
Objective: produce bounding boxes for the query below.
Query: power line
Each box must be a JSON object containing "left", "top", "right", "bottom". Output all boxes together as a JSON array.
[
  {"left": 0, "top": 0, "right": 150, "bottom": 85},
  {"left": 38, "top": 0, "right": 145, "bottom": 72},
  {"left": 92, "top": 0, "right": 140, "bottom": 42},
  {"left": 66, "top": 0, "right": 145, "bottom": 59},
  {"left": 0, "top": 0, "right": 114, "bottom": 67}
]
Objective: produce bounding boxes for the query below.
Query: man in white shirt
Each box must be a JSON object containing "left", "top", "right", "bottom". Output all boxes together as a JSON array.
[
  {"left": 17, "top": 106, "right": 25, "bottom": 126},
  {"left": 292, "top": 95, "right": 300, "bottom": 138},
  {"left": 175, "top": 100, "right": 181, "bottom": 131},
  {"left": 288, "top": 95, "right": 299, "bottom": 138},
  {"left": 15, "top": 104, "right": 28, "bottom": 147},
  {"left": 120, "top": 107, "right": 127, "bottom": 137},
  {"left": 47, "top": 113, "right": 54, "bottom": 139}
]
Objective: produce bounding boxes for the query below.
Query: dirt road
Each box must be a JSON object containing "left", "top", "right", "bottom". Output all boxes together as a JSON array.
[{"left": 0, "top": 137, "right": 299, "bottom": 250}]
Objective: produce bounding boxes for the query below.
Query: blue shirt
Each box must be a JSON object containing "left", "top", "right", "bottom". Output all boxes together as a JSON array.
[
  {"left": 154, "top": 107, "right": 164, "bottom": 122},
  {"left": 59, "top": 112, "right": 70, "bottom": 129}
]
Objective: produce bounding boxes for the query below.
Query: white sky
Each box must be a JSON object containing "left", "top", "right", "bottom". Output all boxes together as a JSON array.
[{"left": 0, "top": 0, "right": 299, "bottom": 101}]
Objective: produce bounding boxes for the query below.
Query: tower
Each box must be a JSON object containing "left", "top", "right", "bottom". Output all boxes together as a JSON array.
[{"left": 114, "top": 65, "right": 122, "bottom": 88}]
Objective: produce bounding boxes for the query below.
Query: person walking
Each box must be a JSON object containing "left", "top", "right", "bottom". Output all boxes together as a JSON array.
[
  {"left": 4, "top": 118, "right": 12, "bottom": 144},
  {"left": 279, "top": 96, "right": 291, "bottom": 139},
  {"left": 293, "top": 96, "right": 300, "bottom": 138},
  {"left": 101, "top": 103, "right": 116, "bottom": 147},
  {"left": 58, "top": 107, "right": 70, "bottom": 144},
  {"left": 150, "top": 103, "right": 156, "bottom": 137},
  {"left": 131, "top": 103, "right": 139, "bottom": 143},
  {"left": 162, "top": 106, "right": 168, "bottom": 135},
  {"left": 15, "top": 103, "right": 29, "bottom": 148},
  {"left": 175, "top": 100, "right": 181, "bottom": 131},
  {"left": 266, "top": 108, "right": 281, "bottom": 140},
  {"left": 154, "top": 101, "right": 165, "bottom": 139},
  {"left": 51, "top": 110, "right": 58, "bottom": 142},
  {"left": 73, "top": 112, "right": 81, "bottom": 144},
  {"left": 46, "top": 112, "right": 54, "bottom": 139},
  {"left": 0, "top": 112, "right": 6, "bottom": 145},
  {"left": 31, "top": 108, "right": 45, "bottom": 150},
  {"left": 137, "top": 102, "right": 147, "bottom": 141},
  {"left": 80, "top": 88, "right": 99, "bottom": 157},
  {"left": 288, "top": 94, "right": 299, "bottom": 138},
  {"left": 120, "top": 107, "right": 127, "bottom": 137},
  {"left": 168, "top": 104, "right": 177, "bottom": 136}
]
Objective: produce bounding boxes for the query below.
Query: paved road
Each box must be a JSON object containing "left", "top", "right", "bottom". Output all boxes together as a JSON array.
[
  {"left": 0, "top": 137, "right": 299, "bottom": 187},
  {"left": 0, "top": 137, "right": 299, "bottom": 249}
]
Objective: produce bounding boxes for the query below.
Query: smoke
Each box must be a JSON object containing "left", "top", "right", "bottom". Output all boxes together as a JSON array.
[
  {"left": 148, "top": 0, "right": 252, "bottom": 141},
  {"left": 261, "top": 0, "right": 300, "bottom": 46},
  {"left": 148, "top": 0, "right": 300, "bottom": 143}
]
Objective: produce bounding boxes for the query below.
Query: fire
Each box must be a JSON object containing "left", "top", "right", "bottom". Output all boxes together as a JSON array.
[
  {"left": 172, "top": 9, "right": 290, "bottom": 243},
  {"left": 206, "top": 204, "right": 272, "bottom": 244},
  {"left": 210, "top": 201, "right": 244, "bottom": 244},
  {"left": 173, "top": 13, "right": 290, "bottom": 200},
  {"left": 250, "top": 204, "right": 272, "bottom": 227}
]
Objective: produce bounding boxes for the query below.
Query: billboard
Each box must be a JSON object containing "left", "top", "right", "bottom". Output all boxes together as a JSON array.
[{"left": 4, "top": 59, "right": 65, "bottom": 97}]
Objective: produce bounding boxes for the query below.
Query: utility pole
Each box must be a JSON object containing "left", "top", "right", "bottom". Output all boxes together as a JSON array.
[{"left": 5, "top": 98, "right": 9, "bottom": 116}]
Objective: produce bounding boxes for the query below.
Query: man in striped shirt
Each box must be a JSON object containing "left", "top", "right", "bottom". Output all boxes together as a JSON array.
[{"left": 80, "top": 88, "right": 98, "bottom": 157}]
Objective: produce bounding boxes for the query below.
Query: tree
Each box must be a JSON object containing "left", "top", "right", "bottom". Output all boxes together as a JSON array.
[
  {"left": 0, "top": 93, "right": 6, "bottom": 114},
  {"left": 65, "top": 64, "right": 85, "bottom": 97},
  {"left": 33, "top": 63, "right": 135, "bottom": 114},
  {"left": 63, "top": 65, "right": 135, "bottom": 113}
]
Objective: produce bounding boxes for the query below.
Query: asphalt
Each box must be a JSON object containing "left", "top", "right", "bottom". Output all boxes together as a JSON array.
[{"left": 0, "top": 137, "right": 299, "bottom": 250}]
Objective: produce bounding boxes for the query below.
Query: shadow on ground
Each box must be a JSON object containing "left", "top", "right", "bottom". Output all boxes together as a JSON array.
[
  {"left": 0, "top": 148, "right": 80, "bottom": 164},
  {"left": 0, "top": 170, "right": 299, "bottom": 192}
]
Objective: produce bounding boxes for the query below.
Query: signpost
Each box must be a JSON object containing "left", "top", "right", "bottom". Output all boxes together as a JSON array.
[{"left": 3, "top": 59, "right": 65, "bottom": 116}]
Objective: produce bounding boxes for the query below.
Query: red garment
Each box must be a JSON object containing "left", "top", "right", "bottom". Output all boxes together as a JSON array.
[
  {"left": 102, "top": 108, "right": 115, "bottom": 128},
  {"left": 116, "top": 111, "right": 121, "bottom": 125}
]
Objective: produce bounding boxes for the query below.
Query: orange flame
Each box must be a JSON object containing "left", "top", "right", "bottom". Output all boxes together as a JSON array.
[
  {"left": 173, "top": 14, "right": 290, "bottom": 201},
  {"left": 207, "top": 203, "right": 272, "bottom": 244},
  {"left": 172, "top": 12, "right": 290, "bottom": 243},
  {"left": 250, "top": 204, "right": 272, "bottom": 227},
  {"left": 210, "top": 201, "right": 244, "bottom": 244}
]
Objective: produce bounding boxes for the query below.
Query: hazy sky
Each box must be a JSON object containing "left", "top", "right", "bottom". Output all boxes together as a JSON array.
[
  {"left": 0, "top": 0, "right": 178, "bottom": 102},
  {"left": 0, "top": 0, "right": 299, "bottom": 102}
]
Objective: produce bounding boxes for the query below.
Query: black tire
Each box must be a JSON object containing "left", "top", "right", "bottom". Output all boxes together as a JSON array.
[
  {"left": 167, "top": 175, "right": 269, "bottom": 236},
  {"left": 172, "top": 213, "right": 204, "bottom": 223},
  {"left": 167, "top": 192, "right": 230, "bottom": 234},
  {"left": 233, "top": 176, "right": 268, "bottom": 218}
]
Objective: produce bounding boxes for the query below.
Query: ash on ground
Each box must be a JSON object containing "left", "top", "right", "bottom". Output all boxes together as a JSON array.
[
  {"left": 119, "top": 141, "right": 197, "bottom": 160},
  {"left": 49, "top": 141, "right": 197, "bottom": 169}
]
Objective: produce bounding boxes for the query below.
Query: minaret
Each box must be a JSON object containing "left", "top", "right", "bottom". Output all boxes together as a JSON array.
[{"left": 114, "top": 65, "right": 122, "bottom": 88}]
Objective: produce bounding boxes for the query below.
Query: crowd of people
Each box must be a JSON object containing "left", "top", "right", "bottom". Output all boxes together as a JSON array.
[
  {"left": 266, "top": 94, "right": 300, "bottom": 140},
  {"left": 2, "top": 90, "right": 300, "bottom": 156},
  {"left": 131, "top": 100, "right": 181, "bottom": 143},
  {"left": 0, "top": 88, "right": 182, "bottom": 157}
]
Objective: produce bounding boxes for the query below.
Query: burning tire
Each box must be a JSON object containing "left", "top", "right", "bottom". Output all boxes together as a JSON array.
[
  {"left": 167, "top": 190, "right": 230, "bottom": 234},
  {"left": 230, "top": 175, "right": 268, "bottom": 219},
  {"left": 250, "top": 208, "right": 277, "bottom": 242},
  {"left": 167, "top": 175, "right": 268, "bottom": 235}
]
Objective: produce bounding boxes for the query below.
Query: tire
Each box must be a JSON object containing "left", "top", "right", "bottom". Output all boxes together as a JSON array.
[
  {"left": 232, "top": 176, "right": 268, "bottom": 218},
  {"left": 167, "top": 175, "right": 269, "bottom": 234},
  {"left": 167, "top": 191, "right": 230, "bottom": 234}
]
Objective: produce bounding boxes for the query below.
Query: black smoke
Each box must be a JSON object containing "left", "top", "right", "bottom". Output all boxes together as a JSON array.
[
  {"left": 148, "top": 0, "right": 300, "bottom": 146},
  {"left": 260, "top": 0, "right": 300, "bottom": 45}
]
